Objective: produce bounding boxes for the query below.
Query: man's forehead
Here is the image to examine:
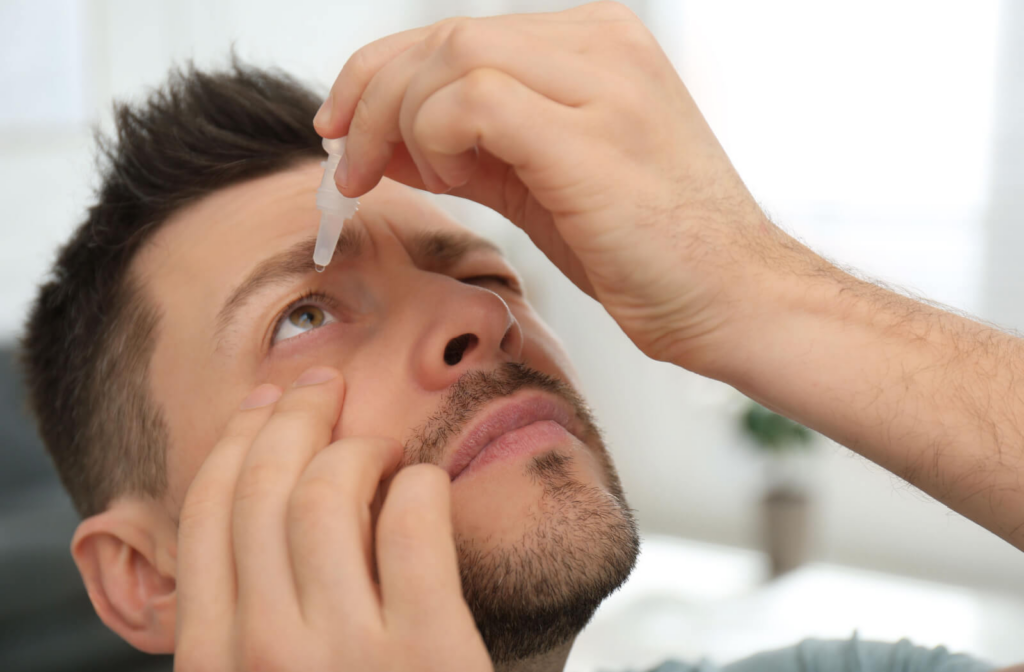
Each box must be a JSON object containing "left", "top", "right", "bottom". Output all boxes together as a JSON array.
[{"left": 134, "top": 163, "right": 494, "bottom": 307}]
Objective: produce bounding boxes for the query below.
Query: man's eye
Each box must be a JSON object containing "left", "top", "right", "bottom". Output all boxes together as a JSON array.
[
  {"left": 272, "top": 304, "right": 337, "bottom": 344},
  {"left": 461, "top": 275, "right": 514, "bottom": 289}
]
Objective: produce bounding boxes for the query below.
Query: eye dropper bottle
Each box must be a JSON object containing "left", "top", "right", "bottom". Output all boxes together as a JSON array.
[{"left": 313, "top": 137, "right": 359, "bottom": 272}]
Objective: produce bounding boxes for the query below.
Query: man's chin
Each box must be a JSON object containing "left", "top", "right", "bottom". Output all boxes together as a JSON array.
[
  {"left": 450, "top": 441, "right": 615, "bottom": 540},
  {"left": 452, "top": 451, "right": 640, "bottom": 665}
]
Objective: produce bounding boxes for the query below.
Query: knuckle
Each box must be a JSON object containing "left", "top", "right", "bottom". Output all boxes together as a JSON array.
[
  {"left": 429, "top": 16, "right": 470, "bottom": 50},
  {"left": 442, "top": 20, "right": 486, "bottom": 67},
  {"left": 608, "top": 17, "right": 658, "bottom": 59},
  {"left": 344, "top": 45, "right": 375, "bottom": 86},
  {"left": 349, "top": 95, "right": 377, "bottom": 138}
]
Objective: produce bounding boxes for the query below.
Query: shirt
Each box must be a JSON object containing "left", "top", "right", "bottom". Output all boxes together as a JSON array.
[{"left": 644, "top": 635, "right": 996, "bottom": 672}]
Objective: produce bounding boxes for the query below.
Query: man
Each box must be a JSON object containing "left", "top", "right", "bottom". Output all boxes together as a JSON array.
[{"left": 20, "top": 3, "right": 1024, "bottom": 671}]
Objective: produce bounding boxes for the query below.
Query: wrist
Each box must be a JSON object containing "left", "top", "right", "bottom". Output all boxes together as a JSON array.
[{"left": 664, "top": 227, "right": 846, "bottom": 386}]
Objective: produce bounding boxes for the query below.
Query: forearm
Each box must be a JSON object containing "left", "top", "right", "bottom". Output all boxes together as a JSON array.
[{"left": 704, "top": 246, "right": 1024, "bottom": 550}]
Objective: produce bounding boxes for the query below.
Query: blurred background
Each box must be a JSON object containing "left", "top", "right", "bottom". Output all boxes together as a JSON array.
[{"left": 2, "top": 0, "right": 1023, "bottom": 670}]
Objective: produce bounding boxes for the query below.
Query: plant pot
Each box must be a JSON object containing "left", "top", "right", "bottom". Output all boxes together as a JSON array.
[{"left": 761, "top": 486, "right": 810, "bottom": 578}]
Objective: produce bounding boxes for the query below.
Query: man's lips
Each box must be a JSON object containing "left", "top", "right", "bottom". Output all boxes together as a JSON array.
[{"left": 444, "top": 393, "right": 584, "bottom": 481}]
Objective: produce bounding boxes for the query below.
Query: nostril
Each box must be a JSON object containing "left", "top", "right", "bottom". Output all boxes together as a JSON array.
[{"left": 443, "top": 333, "right": 478, "bottom": 366}]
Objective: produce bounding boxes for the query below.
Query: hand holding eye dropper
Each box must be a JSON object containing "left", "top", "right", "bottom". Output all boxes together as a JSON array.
[{"left": 313, "top": 137, "right": 359, "bottom": 271}]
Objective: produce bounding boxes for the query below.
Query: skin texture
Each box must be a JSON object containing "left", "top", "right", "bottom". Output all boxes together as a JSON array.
[{"left": 69, "top": 2, "right": 1024, "bottom": 671}]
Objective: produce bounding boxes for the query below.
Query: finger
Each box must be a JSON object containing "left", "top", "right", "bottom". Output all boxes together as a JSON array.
[
  {"left": 400, "top": 27, "right": 598, "bottom": 190},
  {"left": 412, "top": 68, "right": 583, "bottom": 194},
  {"left": 377, "top": 127, "right": 598, "bottom": 301},
  {"left": 380, "top": 142, "right": 430, "bottom": 191},
  {"left": 376, "top": 464, "right": 470, "bottom": 633},
  {"left": 287, "top": 437, "right": 404, "bottom": 626},
  {"left": 175, "top": 383, "right": 282, "bottom": 647},
  {"left": 410, "top": 71, "right": 606, "bottom": 297},
  {"left": 404, "top": 21, "right": 597, "bottom": 113},
  {"left": 316, "top": 12, "right": 585, "bottom": 139},
  {"left": 353, "top": 23, "right": 600, "bottom": 195},
  {"left": 232, "top": 367, "right": 345, "bottom": 621},
  {"left": 342, "top": 38, "right": 444, "bottom": 195},
  {"left": 315, "top": 24, "right": 433, "bottom": 138}
]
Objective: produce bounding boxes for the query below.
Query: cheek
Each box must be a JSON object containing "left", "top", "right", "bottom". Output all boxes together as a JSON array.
[
  {"left": 164, "top": 395, "right": 243, "bottom": 515},
  {"left": 517, "top": 313, "right": 581, "bottom": 390},
  {"left": 154, "top": 348, "right": 254, "bottom": 514}
]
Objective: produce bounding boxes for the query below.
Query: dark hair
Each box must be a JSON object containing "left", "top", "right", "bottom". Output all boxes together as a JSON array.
[{"left": 21, "top": 59, "right": 325, "bottom": 518}]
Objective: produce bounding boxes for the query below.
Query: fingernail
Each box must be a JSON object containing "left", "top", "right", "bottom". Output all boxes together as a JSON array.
[
  {"left": 294, "top": 367, "right": 338, "bottom": 387},
  {"left": 335, "top": 149, "right": 349, "bottom": 188},
  {"left": 313, "top": 96, "right": 334, "bottom": 130},
  {"left": 240, "top": 384, "right": 282, "bottom": 410}
]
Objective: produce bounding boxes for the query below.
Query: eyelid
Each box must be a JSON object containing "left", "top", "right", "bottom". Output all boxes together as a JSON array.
[
  {"left": 460, "top": 270, "right": 523, "bottom": 294},
  {"left": 436, "top": 247, "right": 516, "bottom": 287},
  {"left": 268, "top": 289, "right": 341, "bottom": 348},
  {"left": 462, "top": 274, "right": 509, "bottom": 286}
]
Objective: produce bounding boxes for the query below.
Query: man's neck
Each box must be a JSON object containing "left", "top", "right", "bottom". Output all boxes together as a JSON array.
[{"left": 495, "top": 640, "right": 574, "bottom": 672}]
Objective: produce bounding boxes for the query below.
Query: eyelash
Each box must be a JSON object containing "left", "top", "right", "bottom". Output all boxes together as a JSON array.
[
  {"left": 461, "top": 274, "right": 518, "bottom": 291},
  {"left": 270, "top": 289, "right": 341, "bottom": 345}
]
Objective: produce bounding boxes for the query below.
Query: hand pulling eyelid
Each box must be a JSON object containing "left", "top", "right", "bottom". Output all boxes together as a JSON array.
[{"left": 313, "top": 137, "right": 359, "bottom": 272}]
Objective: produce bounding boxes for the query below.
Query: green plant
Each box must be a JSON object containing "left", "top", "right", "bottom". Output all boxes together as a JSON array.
[{"left": 741, "top": 401, "right": 814, "bottom": 454}]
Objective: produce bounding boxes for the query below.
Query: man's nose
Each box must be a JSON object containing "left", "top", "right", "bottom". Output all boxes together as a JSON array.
[{"left": 412, "top": 282, "right": 523, "bottom": 391}]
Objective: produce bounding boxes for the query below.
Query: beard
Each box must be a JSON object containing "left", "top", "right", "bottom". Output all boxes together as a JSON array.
[{"left": 403, "top": 362, "right": 640, "bottom": 665}]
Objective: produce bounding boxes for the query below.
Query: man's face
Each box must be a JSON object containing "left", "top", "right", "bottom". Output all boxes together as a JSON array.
[{"left": 136, "top": 162, "right": 638, "bottom": 662}]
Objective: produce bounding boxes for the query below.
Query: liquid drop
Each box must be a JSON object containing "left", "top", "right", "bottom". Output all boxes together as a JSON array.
[{"left": 314, "top": 263, "right": 326, "bottom": 273}]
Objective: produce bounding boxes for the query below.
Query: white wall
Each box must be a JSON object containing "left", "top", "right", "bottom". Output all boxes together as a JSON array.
[
  {"left": 2, "top": 0, "right": 1022, "bottom": 598},
  {"left": 983, "top": 1, "right": 1024, "bottom": 331}
]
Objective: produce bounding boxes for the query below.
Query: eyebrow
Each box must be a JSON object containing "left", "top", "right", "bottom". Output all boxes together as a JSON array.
[{"left": 213, "top": 226, "right": 504, "bottom": 343}]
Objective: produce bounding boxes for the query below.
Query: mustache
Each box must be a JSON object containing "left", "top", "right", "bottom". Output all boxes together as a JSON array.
[{"left": 402, "top": 362, "right": 599, "bottom": 468}]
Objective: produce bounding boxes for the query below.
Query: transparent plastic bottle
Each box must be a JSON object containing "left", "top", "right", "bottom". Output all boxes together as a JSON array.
[{"left": 313, "top": 137, "right": 359, "bottom": 271}]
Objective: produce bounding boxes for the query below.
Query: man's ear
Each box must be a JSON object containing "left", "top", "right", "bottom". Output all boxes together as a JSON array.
[{"left": 71, "top": 497, "right": 178, "bottom": 654}]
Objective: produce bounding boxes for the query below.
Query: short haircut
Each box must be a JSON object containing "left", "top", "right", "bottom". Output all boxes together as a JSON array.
[{"left": 21, "top": 59, "right": 325, "bottom": 518}]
